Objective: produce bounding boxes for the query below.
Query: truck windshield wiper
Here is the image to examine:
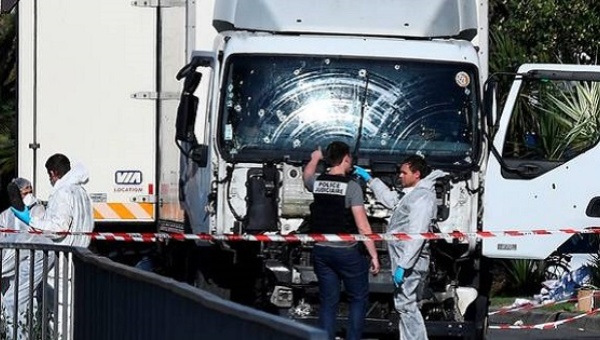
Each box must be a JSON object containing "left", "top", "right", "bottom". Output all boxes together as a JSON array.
[{"left": 353, "top": 70, "right": 369, "bottom": 160}]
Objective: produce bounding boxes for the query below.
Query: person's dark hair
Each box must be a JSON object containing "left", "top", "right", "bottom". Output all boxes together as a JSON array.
[
  {"left": 6, "top": 181, "right": 24, "bottom": 211},
  {"left": 45, "top": 153, "right": 71, "bottom": 178},
  {"left": 324, "top": 141, "right": 350, "bottom": 166},
  {"left": 400, "top": 155, "right": 431, "bottom": 178}
]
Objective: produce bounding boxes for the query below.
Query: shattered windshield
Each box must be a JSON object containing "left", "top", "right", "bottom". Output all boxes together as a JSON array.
[{"left": 218, "top": 55, "right": 479, "bottom": 166}]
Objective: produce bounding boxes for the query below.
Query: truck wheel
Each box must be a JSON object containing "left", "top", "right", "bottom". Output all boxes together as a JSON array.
[
  {"left": 478, "top": 315, "right": 489, "bottom": 340},
  {"left": 195, "top": 269, "right": 232, "bottom": 300},
  {"left": 192, "top": 244, "right": 236, "bottom": 299},
  {"left": 463, "top": 295, "right": 489, "bottom": 340}
]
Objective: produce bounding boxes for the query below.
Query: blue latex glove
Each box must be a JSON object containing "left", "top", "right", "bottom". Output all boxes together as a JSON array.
[
  {"left": 353, "top": 166, "right": 372, "bottom": 182},
  {"left": 10, "top": 206, "right": 31, "bottom": 225},
  {"left": 393, "top": 266, "right": 405, "bottom": 287}
]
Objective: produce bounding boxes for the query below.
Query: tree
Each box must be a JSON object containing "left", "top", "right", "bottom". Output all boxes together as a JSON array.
[
  {"left": 490, "top": 0, "right": 600, "bottom": 74},
  {"left": 0, "top": 11, "right": 16, "bottom": 210},
  {"left": 489, "top": 0, "right": 600, "bottom": 163}
]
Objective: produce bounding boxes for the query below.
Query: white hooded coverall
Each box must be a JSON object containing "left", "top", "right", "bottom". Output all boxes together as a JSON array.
[
  {"left": 30, "top": 163, "right": 94, "bottom": 339},
  {"left": 0, "top": 198, "right": 54, "bottom": 340},
  {"left": 369, "top": 170, "right": 446, "bottom": 340}
]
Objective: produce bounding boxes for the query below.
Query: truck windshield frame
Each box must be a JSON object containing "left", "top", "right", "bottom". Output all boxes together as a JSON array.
[{"left": 217, "top": 54, "right": 481, "bottom": 167}]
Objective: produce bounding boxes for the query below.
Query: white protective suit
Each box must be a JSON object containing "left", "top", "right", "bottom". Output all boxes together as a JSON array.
[
  {"left": 369, "top": 169, "right": 446, "bottom": 340},
  {"left": 30, "top": 162, "right": 94, "bottom": 248},
  {"left": 29, "top": 163, "right": 94, "bottom": 340},
  {"left": 0, "top": 199, "right": 54, "bottom": 340}
]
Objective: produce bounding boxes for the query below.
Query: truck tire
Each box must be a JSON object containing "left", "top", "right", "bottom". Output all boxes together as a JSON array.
[
  {"left": 195, "top": 268, "right": 232, "bottom": 300},
  {"left": 463, "top": 295, "right": 489, "bottom": 340}
]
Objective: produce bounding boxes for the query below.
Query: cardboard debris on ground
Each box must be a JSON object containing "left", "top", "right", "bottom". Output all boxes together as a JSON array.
[{"left": 577, "top": 289, "right": 600, "bottom": 312}]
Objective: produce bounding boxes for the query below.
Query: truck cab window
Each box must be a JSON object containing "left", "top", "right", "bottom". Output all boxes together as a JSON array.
[{"left": 502, "top": 79, "right": 600, "bottom": 172}]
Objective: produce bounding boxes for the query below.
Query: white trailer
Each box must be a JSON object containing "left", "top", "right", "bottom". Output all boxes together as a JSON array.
[{"left": 16, "top": 0, "right": 205, "bottom": 227}]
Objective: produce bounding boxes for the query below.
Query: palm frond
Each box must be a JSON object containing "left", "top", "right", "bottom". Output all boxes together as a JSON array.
[{"left": 539, "top": 81, "right": 600, "bottom": 159}]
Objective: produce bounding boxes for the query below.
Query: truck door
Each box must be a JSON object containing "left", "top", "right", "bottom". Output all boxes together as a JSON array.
[
  {"left": 483, "top": 64, "right": 600, "bottom": 259},
  {"left": 17, "top": 0, "right": 189, "bottom": 225}
]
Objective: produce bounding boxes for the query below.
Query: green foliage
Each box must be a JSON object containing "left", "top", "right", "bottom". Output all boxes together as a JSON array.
[
  {"left": 504, "top": 80, "right": 600, "bottom": 161},
  {"left": 538, "top": 81, "right": 600, "bottom": 160},
  {"left": 490, "top": 0, "right": 600, "bottom": 73},
  {"left": 489, "top": 30, "right": 528, "bottom": 79},
  {"left": 489, "top": 296, "right": 519, "bottom": 307},
  {"left": 0, "top": 13, "right": 16, "bottom": 93},
  {"left": 488, "top": 0, "right": 600, "bottom": 133},
  {"left": 489, "top": 296, "right": 577, "bottom": 312},
  {"left": 0, "top": 100, "right": 15, "bottom": 174},
  {"left": 0, "top": 12, "right": 16, "bottom": 177},
  {"left": 488, "top": 0, "right": 600, "bottom": 158},
  {"left": 488, "top": 31, "right": 528, "bottom": 104},
  {"left": 498, "top": 259, "right": 546, "bottom": 296}
]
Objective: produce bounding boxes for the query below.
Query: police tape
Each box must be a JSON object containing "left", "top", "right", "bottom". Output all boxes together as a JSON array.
[
  {"left": 489, "top": 307, "right": 600, "bottom": 330},
  {"left": 1, "top": 227, "right": 600, "bottom": 242},
  {"left": 488, "top": 298, "right": 578, "bottom": 316}
]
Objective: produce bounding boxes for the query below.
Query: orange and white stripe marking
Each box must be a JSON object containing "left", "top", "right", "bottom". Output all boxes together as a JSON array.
[{"left": 93, "top": 203, "right": 154, "bottom": 220}]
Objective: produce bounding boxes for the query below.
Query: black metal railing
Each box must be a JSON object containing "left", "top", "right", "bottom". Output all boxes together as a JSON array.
[{"left": 0, "top": 242, "right": 327, "bottom": 340}]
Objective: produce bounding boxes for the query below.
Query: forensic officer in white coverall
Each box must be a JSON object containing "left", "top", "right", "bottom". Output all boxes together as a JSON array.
[
  {"left": 354, "top": 155, "right": 446, "bottom": 340},
  {"left": 0, "top": 178, "right": 54, "bottom": 339},
  {"left": 12, "top": 154, "right": 94, "bottom": 339}
]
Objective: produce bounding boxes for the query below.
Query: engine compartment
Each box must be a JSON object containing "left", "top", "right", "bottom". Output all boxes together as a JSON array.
[
  {"left": 211, "top": 162, "right": 478, "bottom": 235},
  {"left": 205, "top": 161, "right": 485, "bottom": 326}
]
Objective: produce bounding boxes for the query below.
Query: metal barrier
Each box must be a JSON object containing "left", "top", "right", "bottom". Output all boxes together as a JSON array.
[
  {"left": 0, "top": 241, "right": 71, "bottom": 340},
  {"left": 0, "top": 241, "right": 327, "bottom": 340}
]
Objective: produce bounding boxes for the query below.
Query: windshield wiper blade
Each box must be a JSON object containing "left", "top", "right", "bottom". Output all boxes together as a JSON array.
[{"left": 353, "top": 71, "right": 370, "bottom": 160}]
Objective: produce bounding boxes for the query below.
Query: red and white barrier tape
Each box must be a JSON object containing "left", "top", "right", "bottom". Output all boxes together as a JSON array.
[
  {"left": 488, "top": 298, "right": 578, "bottom": 316},
  {"left": 5, "top": 227, "right": 598, "bottom": 330},
  {"left": 1, "top": 227, "right": 600, "bottom": 243},
  {"left": 489, "top": 307, "right": 600, "bottom": 330}
]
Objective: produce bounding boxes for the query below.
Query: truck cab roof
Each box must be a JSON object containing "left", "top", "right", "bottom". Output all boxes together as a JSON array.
[{"left": 213, "top": 0, "right": 478, "bottom": 40}]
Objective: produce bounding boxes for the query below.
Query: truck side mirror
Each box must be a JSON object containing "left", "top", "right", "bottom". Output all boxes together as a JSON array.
[
  {"left": 176, "top": 91, "right": 199, "bottom": 143},
  {"left": 176, "top": 70, "right": 202, "bottom": 143},
  {"left": 175, "top": 57, "right": 211, "bottom": 168}
]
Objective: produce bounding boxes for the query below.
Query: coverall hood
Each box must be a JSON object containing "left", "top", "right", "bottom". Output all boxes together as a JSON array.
[
  {"left": 52, "top": 163, "right": 89, "bottom": 192},
  {"left": 12, "top": 177, "right": 32, "bottom": 191},
  {"left": 30, "top": 161, "right": 93, "bottom": 248},
  {"left": 415, "top": 169, "right": 447, "bottom": 191}
]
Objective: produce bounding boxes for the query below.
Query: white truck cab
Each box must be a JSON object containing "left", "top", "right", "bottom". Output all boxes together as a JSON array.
[
  {"left": 483, "top": 64, "right": 600, "bottom": 259},
  {"left": 171, "top": 0, "right": 492, "bottom": 337}
]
